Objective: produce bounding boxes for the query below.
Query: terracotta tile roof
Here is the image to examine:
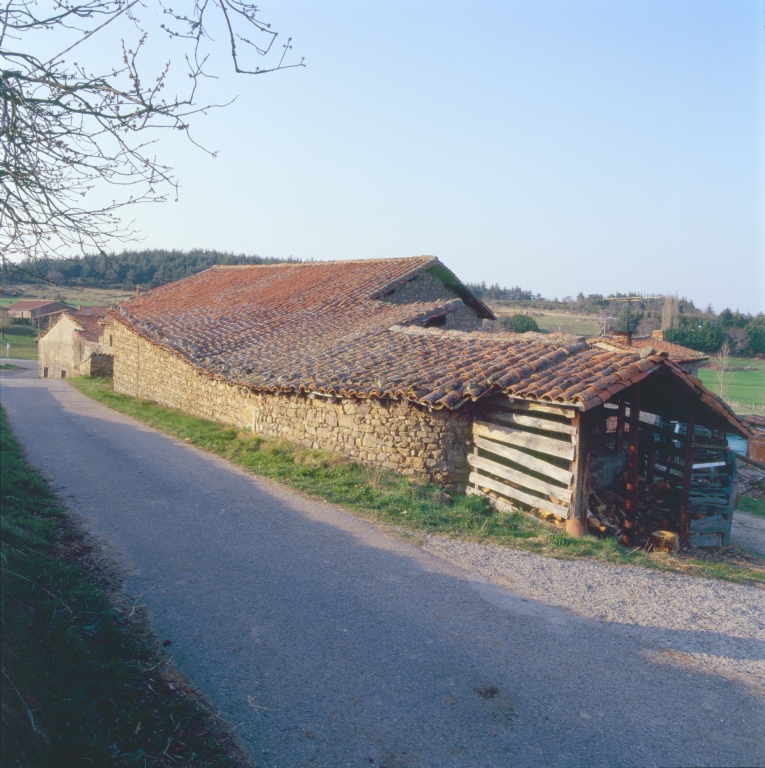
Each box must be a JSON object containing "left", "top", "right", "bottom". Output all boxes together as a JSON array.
[
  {"left": 110, "top": 258, "right": 749, "bottom": 436},
  {"left": 111, "top": 257, "right": 488, "bottom": 380},
  {"left": 73, "top": 314, "right": 107, "bottom": 342},
  {"left": 742, "top": 414, "right": 765, "bottom": 431},
  {"left": 35, "top": 307, "right": 110, "bottom": 343},
  {"left": 589, "top": 334, "right": 708, "bottom": 363},
  {"left": 9, "top": 300, "right": 74, "bottom": 317},
  {"left": 8, "top": 300, "right": 57, "bottom": 310},
  {"left": 289, "top": 325, "right": 659, "bottom": 410},
  {"left": 75, "top": 306, "right": 111, "bottom": 318}
]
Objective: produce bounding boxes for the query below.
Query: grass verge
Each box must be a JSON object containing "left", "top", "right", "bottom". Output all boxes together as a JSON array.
[
  {"left": 69, "top": 377, "right": 765, "bottom": 586},
  {"left": 2, "top": 324, "right": 38, "bottom": 359},
  {"left": 739, "top": 496, "right": 765, "bottom": 519},
  {"left": 697, "top": 357, "right": 765, "bottom": 408},
  {"left": 0, "top": 363, "right": 24, "bottom": 370},
  {"left": 0, "top": 406, "right": 251, "bottom": 767}
]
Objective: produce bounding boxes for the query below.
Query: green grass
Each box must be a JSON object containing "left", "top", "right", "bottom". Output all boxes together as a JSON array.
[
  {"left": 491, "top": 306, "right": 602, "bottom": 336},
  {"left": 697, "top": 358, "right": 765, "bottom": 408},
  {"left": 0, "top": 407, "right": 251, "bottom": 767},
  {"left": 0, "top": 287, "right": 134, "bottom": 306},
  {"left": 739, "top": 496, "right": 765, "bottom": 518},
  {"left": 69, "top": 377, "right": 765, "bottom": 586},
  {"left": 0, "top": 363, "right": 23, "bottom": 370},
  {"left": 1, "top": 324, "right": 38, "bottom": 359}
]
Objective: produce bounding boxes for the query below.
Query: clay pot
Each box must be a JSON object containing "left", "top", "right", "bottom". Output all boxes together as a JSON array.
[{"left": 565, "top": 518, "right": 584, "bottom": 538}]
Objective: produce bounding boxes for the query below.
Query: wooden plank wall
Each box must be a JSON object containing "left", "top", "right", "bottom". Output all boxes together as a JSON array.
[{"left": 468, "top": 398, "right": 580, "bottom": 518}]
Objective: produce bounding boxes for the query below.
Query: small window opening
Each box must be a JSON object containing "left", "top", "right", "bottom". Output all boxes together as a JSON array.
[
  {"left": 61, "top": 370, "right": 66, "bottom": 378},
  {"left": 43, "top": 367, "right": 48, "bottom": 378},
  {"left": 109, "top": 334, "right": 113, "bottom": 347},
  {"left": 424, "top": 315, "right": 446, "bottom": 328}
]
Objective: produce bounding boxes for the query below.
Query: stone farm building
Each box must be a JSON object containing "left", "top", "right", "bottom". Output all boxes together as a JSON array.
[
  {"left": 37, "top": 306, "right": 114, "bottom": 379},
  {"left": 8, "top": 299, "right": 74, "bottom": 327},
  {"left": 104, "top": 256, "right": 751, "bottom": 547}
]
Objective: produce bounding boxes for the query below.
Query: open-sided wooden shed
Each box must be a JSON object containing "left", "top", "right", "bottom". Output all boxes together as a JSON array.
[{"left": 468, "top": 356, "right": 751, "bottom": 548}]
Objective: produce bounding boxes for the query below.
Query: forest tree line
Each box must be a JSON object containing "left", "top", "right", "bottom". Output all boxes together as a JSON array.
[
  {"left": 4, "top": 250, "right": 298, "bottom": 290},
  {"left": 4, "top": 251, "right": 762, "bottom": 355}
]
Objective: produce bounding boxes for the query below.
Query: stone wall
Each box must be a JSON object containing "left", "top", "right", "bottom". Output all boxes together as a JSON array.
[
  {"left": 380, "top": 270, "right": 482, "bottom": 332},
  {"left": 89, "top": 354, "right": 114, "bottom": 377},
  {"left": 111, "top": 320, "right": 474, "bottom": 487}
]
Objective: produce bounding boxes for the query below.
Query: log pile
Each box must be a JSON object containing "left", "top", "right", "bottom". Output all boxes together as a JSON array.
[{"left": 585, "top": 480, "right": 681, "bottom": 546}]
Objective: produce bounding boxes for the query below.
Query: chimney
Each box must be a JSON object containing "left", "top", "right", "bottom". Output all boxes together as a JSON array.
[
  {"left": 652, "top": 329, "right": 664, "bottom": 341},
  {"left": 86, "top": 306, "right": 91, "bottom": 316},
  {"left": 136, "top": 286, "right": 141, "bottom": 296}
]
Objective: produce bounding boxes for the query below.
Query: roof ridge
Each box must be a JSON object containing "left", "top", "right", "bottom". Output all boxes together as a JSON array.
[{"left": 211, "top": 256, "right": 437, "bottom": 270}]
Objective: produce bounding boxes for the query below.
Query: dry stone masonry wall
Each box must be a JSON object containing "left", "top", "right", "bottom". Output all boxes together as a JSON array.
[
  {"left": 380, "top": 271, "right": 482, "bottom": 332},
  {"left": 110, "top": 320, "right": 473, "bottom": 487}
]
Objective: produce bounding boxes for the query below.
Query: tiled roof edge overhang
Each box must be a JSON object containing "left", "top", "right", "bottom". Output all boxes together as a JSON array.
[
  {"left": 108, "top": 307, "right": 754, "bottom": 436},
  {"left": 589, "top": 336, "right": 709, "bottom": 364},
  {"left": 661, "top": 358, "right": 752, "bottom": 438},
  {"left": 388, "top": 324, "right": 585, "bottom": 345}
]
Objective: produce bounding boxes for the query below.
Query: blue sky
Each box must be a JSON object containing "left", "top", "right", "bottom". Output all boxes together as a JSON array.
[{"left": 77, "top": 1, "right": 765, "bottom": 312}]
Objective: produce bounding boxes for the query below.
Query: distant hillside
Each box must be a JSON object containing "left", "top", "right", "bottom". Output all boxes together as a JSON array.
[{"left": 3, "top": 250, "right": 298, "bottom": 290}]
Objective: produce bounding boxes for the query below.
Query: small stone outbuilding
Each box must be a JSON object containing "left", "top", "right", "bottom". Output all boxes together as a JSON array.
[{"left": 37, "top": 307, "right": 113, "bottom": 379}]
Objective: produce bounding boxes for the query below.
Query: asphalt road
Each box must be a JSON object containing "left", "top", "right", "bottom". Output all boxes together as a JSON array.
[{"left": 2, "top": 367, "right": 763, "bottom": 768}]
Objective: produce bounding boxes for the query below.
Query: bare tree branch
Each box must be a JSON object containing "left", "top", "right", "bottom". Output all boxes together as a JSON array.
[{"left": 0, "top": 0, "right": 304, "bottom": 279}]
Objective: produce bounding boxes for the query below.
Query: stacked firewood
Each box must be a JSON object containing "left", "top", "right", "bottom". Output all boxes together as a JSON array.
[{"left": 585, "top": 480, "right": 680, "bottom": 545}]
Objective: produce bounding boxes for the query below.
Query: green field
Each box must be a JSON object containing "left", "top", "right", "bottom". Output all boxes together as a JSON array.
[
  {"left": 697, "top": 358, "right": 765, "bottom": 410},
  {"left": 0, "top": 286, "right": 133, "bottom": 307},
  {"left": 1, "top": 324, "right": 38, "bottom": 359},
  {"left": 491, "top": 305, "right": 602, "bottom": 336}
]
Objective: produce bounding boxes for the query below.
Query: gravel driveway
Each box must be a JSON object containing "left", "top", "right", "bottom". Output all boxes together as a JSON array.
[{"left": 2, "top": 369, "right": 764, "bottom": 768}]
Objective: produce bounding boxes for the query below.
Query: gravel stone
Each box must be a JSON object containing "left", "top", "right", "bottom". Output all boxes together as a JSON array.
[{"left": 419, "top": 535, "right": 765, "bottom": 692}]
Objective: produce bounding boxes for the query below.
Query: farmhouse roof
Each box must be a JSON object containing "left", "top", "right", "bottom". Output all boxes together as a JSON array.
[
  {"left": 7, "top": 299, "right": 72, "bottom": 312},
  {"left": 742, "top": 414, "right": 765, "bottom": 431},
  {"left": 589, "top": 334, "right": 709, "bottom": 364},
  {"left": 8, "top": 300, "right": 51, "bottom": 310},
  {"left": 76, "top": 305, "right": 111, "bottom": 318},
  {"left": 36, "top": 306, "right": 111, "bottom": 343},
  {"left": 109, "top": 258, "right": 748, "bottom": 435}
]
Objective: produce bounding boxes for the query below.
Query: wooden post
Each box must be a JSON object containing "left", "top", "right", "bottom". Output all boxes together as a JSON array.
[
  {"left": 623, "top": 385, "right": 641, "bottom": 546},
  {"left": 616, "top": 401, "right": 626, "bottom": 453},
  {"left": 646, "top": 449, "right": 656, "bottom": 487},
  {"left": 679, "top": 410, "right": 696, "bottom": 548},
  {"left": 569, "top": 411, "right": 591, "bottom": 525}
]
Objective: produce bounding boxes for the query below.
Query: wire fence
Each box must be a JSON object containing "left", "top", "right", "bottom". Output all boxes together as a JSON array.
[{"left": 729, "top": 402, "right": 765, "bottom": 415}]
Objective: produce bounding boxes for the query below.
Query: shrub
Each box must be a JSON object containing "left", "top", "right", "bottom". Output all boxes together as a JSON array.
[{"left": 500, "top": 314, "right": 539, "bottom": 333}]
